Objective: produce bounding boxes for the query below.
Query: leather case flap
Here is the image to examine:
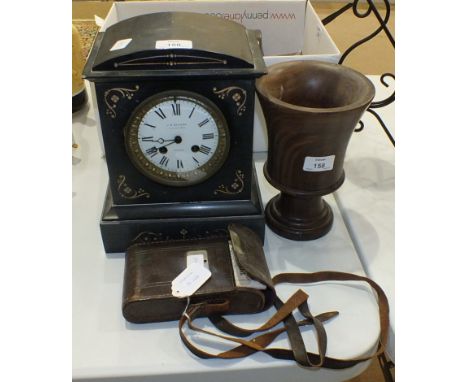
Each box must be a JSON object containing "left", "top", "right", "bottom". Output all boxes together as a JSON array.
[{"left": 228, "top": 224, "right": 274, "bottom": 291}]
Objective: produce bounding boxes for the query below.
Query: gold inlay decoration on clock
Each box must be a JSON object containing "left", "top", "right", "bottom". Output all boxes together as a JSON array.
[
  {"left": 214, "top": 170, "right": 245, "bottom": 195},
  {"left": 117, "top": 175, "right": 150, "bottom": 199},
  {"left": 213, "top": 86, "right": 247, "bottom": 116},
  {"left": 104, "top": 85, "right": 140, "bottom": 118},
  {"left": 132, "top": 231, "right": 164, "bottom": 243},
  {"left": 115, "top": 53, "right": 228, "bottom": 68}
]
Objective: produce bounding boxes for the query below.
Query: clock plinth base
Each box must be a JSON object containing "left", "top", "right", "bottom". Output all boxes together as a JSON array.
[
  {"left": 100, "top": 171, "right": 265, "bottom": 253},
  {"left": 265, "top": 193, "right": 333, "bottom": 241}
]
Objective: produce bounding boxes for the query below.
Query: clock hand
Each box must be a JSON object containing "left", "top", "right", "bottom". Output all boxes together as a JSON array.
[
  {"left": 157, "top": 136, "right": 182, "bottom": 148},
  {"left": 159, "top": 137, "right": 178, "bottom": 142},
  {"left": 141, "top": 137, "right": 175, "bottom": 144},
  {"left": 154, "top": 136, "right": 182, "bottom": 153},
  {"left": 158, "top": 141, "right": 176, "bottom": 149}
]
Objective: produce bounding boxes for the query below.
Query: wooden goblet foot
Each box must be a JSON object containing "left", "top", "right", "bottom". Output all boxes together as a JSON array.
[{"left": 265, "top": 193, "right": 333, "bottom": 241}]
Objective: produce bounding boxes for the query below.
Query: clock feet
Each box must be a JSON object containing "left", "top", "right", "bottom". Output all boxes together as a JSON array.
[{"left": 265, "top": 193, "right": 333, "bottom": 241}]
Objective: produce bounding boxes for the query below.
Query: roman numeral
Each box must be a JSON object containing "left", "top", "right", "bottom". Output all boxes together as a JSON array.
[
  {"left": 189, "top": 107, "right": 195, "bottom": 118},
  {"left": 199, "top": 145, "right": 211, "bottom": 155},
  {"left": 141, "top": 136, "right": 154, "bottom": 141},
  {"left": 145, "top": 146, "right": 158, "bottom": 157},
  {"left": 172, "top": 103, "right": 181, "bottom": 116},
  {"left": 198, "top": 118, "right": 209, "bottom": 127},
  {"left": 177, "top": 159, "right": 184, "bottom": 169},
  {"left": 159, "top": 156, "right": 169, "bottom": 167},
  {"left": 154, "top": 108, "right": 167, "bottom": 119},
  {"left": 144, "top": 123, "right": 156, "bottom": 128},
  {"left": 192, "top": 157, "right": 199, "bottom": 165},
  {"left": 202, "top": 133, "right": 214, "bottom": 140}
]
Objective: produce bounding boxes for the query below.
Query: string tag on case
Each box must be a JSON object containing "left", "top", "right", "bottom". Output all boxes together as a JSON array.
[{"left": 172, "top": 264, "right": 211, "bottom": 298}]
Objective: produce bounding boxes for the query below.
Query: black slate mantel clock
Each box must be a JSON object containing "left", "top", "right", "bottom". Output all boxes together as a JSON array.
[{"left": 83, "top": 12, "right": 267, "bottom": 253}]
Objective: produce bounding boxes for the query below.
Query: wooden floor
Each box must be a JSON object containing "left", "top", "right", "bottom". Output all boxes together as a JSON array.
[
  {"left": 348, "top": 357, "right": 394, "bottom": 382},
  {"left": 72, "top": 2, "right": 395, "bottom": 381}
]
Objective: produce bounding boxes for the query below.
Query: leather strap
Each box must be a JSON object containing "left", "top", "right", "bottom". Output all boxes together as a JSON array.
[
  {"left": 179, "top": 291, "right": 335, "bottom": 364},
  {"left": 272, "top": 271, "right": 390, "bottom": 361},
  {"left": 179, "top": 271, "right": 389, "bottom": 369},
  {"left": 207, "top": 289, "right": 309, "bottom": 337}
]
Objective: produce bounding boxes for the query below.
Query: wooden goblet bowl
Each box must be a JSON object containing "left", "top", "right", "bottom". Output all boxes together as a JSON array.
[{"left": 256, "top": 61, "right": 375, "bottom": 241}]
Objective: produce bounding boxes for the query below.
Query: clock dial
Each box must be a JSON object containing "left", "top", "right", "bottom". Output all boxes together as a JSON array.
[{"left": 125, "top": 90, "right": 230, "bottom": 186}]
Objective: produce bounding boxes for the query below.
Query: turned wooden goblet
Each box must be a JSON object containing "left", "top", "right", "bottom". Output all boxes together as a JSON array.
[{"left": 256, "top": 61, "right": 375, "bottom": 240}]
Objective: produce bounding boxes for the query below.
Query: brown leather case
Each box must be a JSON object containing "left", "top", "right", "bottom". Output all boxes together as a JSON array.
[{"left": 123, "top": 224, "right": 275, "bottom": 323}]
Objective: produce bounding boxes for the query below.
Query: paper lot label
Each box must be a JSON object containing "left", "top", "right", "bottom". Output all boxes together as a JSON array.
[{"left": 303, "top": 155, "right": 335, "bottom": 172}]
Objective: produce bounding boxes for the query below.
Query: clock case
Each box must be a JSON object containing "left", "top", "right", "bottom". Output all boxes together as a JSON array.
[{"left": 83, "top": 12, "right": 267, "bottom": 253}]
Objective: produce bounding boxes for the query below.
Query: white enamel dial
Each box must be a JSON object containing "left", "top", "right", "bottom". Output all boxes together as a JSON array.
[{"left": 125, "top": 91, "right": 230, "bottom": 186}]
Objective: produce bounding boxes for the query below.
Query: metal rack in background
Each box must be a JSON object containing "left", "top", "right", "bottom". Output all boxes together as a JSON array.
[
  {"left": 321, "top": 0, "right": 395, "bottom": 147},
  {"left": 321, "top": 1, "right": 395, "bottom": 381}
]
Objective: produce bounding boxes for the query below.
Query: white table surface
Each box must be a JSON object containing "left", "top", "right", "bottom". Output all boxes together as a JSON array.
[
  {"left": 73, "top": 79, "right": 389, "bottom": 382},
  {"left": 334, "top": 75, "right": 395, "bottom": 361}
]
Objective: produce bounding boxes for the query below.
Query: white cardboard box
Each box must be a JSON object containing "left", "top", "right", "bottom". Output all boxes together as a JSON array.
[
  {"left": 91, "top": 0, "right": 341, "bottom": 153},
  {"left": 99, "top": 0, "right": 339, "bottom": 60}
]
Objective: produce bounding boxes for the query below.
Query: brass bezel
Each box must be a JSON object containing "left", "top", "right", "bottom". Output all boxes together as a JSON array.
[{"left": 124, "top": 90, "right": 230, "bottom": 187}]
